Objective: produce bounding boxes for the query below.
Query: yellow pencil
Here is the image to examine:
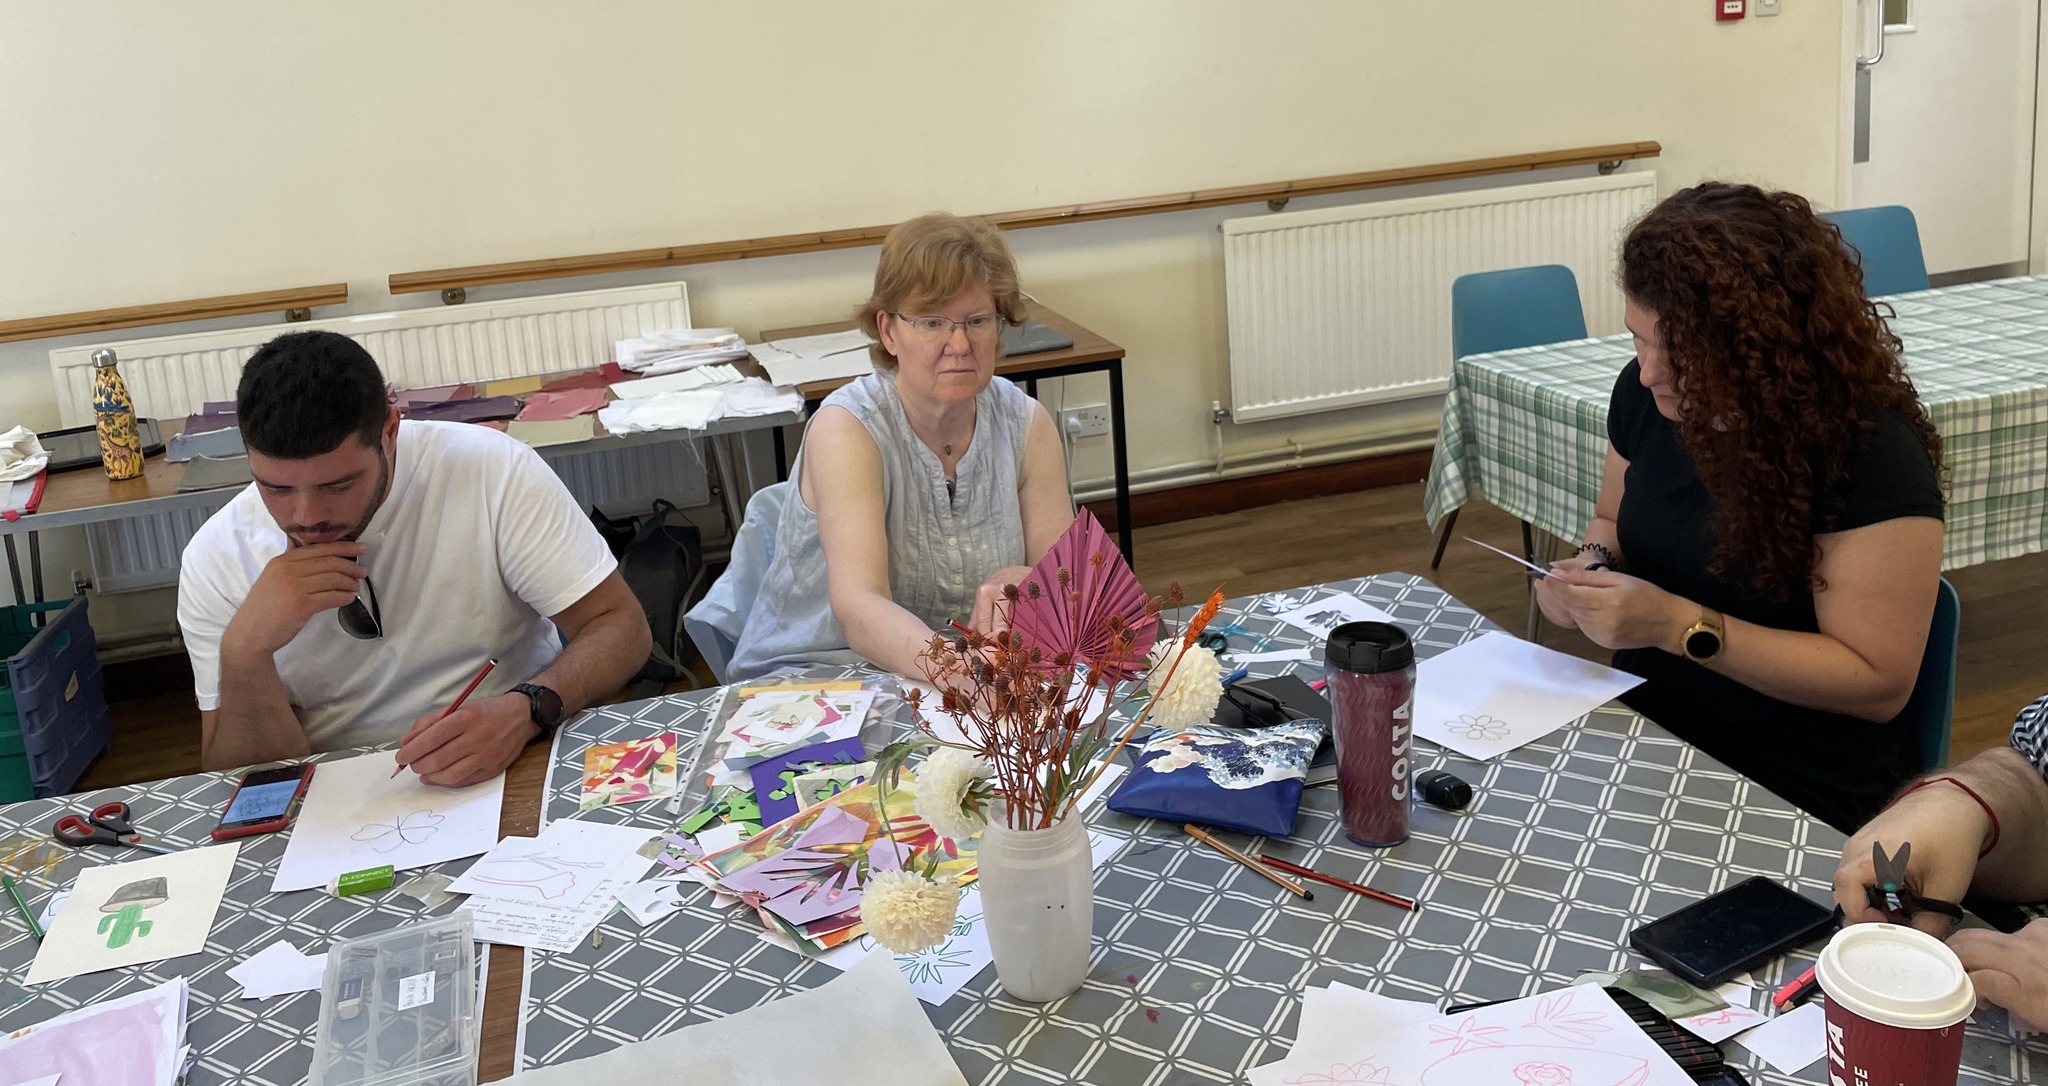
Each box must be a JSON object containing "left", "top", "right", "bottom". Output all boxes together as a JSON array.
[{"left": 1183, "top": 823, "right": 1313, "bottom": 901}]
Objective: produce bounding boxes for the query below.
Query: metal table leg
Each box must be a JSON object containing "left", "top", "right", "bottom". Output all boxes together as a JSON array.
[
  {"left": 1429, "top": 509, "right": 1461, "bottom": 569},
  {"left": 2, "top": 535, "right": 20, "bottom": 606},
  {"left": 27, "top": 530, "right": 42, "bottom": 603},
  {"left": 1107, "top": 361, "right": 1133, "bottom": 561}
]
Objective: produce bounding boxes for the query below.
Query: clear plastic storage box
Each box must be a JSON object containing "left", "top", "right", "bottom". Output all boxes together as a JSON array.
[{"left": 308, "top": 911, "right": 479, "bottom": 1086}]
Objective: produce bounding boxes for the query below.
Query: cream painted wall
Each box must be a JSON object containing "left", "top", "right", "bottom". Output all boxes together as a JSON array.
[{"left": 0, "top": 1, "right": 1848, "bottom": 633}]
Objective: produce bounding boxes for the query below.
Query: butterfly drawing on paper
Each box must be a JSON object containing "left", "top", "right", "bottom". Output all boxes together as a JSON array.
[{"left": 352, "top": 810, "right": 447, "bottom": 853}]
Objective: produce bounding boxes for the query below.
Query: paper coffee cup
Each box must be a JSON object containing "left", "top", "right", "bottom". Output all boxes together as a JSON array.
[{"left": 1814, "top": 924, "right": 1975, "bottom": 1086}]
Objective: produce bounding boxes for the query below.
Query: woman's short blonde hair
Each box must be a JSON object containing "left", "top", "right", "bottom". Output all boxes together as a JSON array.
[{"left": 857, "top": 213, "right": 1027, "bottom": 370}]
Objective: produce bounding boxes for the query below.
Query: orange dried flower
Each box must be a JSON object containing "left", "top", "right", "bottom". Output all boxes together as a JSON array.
[{"left": 1181, "top": 589, "right": 1226, "bottom": 646}]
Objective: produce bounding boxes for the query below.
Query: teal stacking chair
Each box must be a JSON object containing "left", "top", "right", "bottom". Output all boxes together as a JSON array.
[
  {"left": 1903, "top": 577, "right": 1962, "bottom": 773},
  {"left": 683, "top": 481, "right": 788, "bottom": 683},
  {"left": 1434, "top": 265, "right": 1590, "bottom": 574},
  {"left": 1820, "top": 206, "right": 1930, "bottom": 297}
]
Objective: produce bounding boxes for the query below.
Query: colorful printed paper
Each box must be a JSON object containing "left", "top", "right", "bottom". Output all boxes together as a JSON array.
[
  {"left": 579, "top": 733, "right": 679, "bottom": 811},
  {"left": 747, "top": 737, "right": 868, "bottom": 824},
  {"left": 26, "top": 844, "right": 240, "bottom": 984},
  {"left": 717, "top": 689, "right": 873, "bottom": 766}
]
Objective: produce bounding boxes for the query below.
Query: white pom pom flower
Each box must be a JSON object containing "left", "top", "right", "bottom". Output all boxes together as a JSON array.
[
  {"left": 860, "top": 869, "right": 961, "bottom": 953},
  {"left": 1143, "top": 642, "right": 1225, "bottom": 734},
  {"left": 913, "top": 747, "right": 995, "bottom": 841}
]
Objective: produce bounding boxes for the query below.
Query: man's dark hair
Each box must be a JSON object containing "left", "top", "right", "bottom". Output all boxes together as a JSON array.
[{"left": 237, "top": 331, "right": 390, "bottom": 459}]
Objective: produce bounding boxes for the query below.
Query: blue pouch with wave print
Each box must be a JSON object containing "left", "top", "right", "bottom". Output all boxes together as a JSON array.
[{"left": 1106, "top": 718, "right": 1329, "bottom": 838}]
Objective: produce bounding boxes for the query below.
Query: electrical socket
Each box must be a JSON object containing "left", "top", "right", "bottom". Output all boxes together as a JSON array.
[{"left": 1060, "top": 404, "right": 1110, "bottom": 439}]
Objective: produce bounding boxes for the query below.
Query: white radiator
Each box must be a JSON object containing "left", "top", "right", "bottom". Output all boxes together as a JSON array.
[
  {"left": 53, "top": 284, "right": 707, "bottom": 593},
  {"left": 1221, "top": 172, "right": 1656, "bottom": 422}
]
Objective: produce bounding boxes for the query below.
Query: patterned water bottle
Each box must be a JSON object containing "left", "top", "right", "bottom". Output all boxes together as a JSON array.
[{"left": 92, "top": 348, "right": 145, "bottom": 480}]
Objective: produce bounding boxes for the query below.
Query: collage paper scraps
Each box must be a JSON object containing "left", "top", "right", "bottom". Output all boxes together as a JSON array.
[
  {"left": 747, "top": 736, "right": 870, "bottom": 825},
  {"left": 25, "top": 842, "right": 241, "bottom": 985},
  {"left": 698, "top": 769, "right": 976, "bottom": 954},
  {"left": 1253, "top": 984, "right": 1691, "bottom": 1086},
  {"left": 1272, "top": 591, "right": 1398, "bottom": 640},
  {"left": 579, "top": 733, "right": 679, "bottom": 811},
  {"left": 228, "top": 939, "right": 328, "bottom": 1000},
  {"left": 1411, "top": 631, "right": 1644, "bottom": 761},
  {"left": 447, "top": 817, "right": 656, "bottom": 908},
  {"left": 0, "top": 977, "right": 190, "bottom": 1086},
  {"left": 271, "top": 750, "right": 504, "bottom": 893},
  {"left": 1672, "top": 979, "right": 1768, "bottom": 1044},
  {"left": 717, "top": 688, "right": 874, "bottom": 767}
]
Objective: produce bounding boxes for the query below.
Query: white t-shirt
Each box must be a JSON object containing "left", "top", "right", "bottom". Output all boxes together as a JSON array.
[{"left": 177, "top": 421, "right": 617, "bottom": 750}]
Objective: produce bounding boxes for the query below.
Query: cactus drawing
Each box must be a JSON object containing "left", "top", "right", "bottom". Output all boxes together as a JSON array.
[
  {"left": 97, "top": 876, "right": 167, "bottom": 949},
  {"left": 98, "top": 903, "right": 154, "bottom": 948}
]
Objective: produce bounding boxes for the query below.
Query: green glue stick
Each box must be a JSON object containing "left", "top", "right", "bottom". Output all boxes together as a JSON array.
[{"left": 328, "top": 865, "right": 396, "bottom": 898}]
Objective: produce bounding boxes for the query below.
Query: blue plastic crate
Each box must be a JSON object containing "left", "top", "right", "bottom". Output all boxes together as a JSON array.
[{"left": 1, "top": 596, "right": 113, "bottom": 800}]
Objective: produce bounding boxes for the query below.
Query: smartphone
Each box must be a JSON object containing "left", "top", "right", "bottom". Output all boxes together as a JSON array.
[
  {"left": 1629, "top": 876, "right": 1839, "bottom": 987},
  {"left": 211, "top": 764, "right": 315, "bottom": 841}
]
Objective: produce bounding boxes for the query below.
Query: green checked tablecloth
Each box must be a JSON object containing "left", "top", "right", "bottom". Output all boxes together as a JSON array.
[{"left": 1424, "top": 274, "right": 2048, "bottom": 569}]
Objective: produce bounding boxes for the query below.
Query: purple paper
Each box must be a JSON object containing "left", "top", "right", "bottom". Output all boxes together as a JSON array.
[
  {"left": 746, "top": 737, "right": 869, "bottom": 824},
  {"left": 717, "top": 805, "right": 873, "bottom": 926},
  {"left": 403, "top": 396, "right": 521, "bottom": 423},
  {"left": 394, "top": 383, "right": 476, "bottom": 407},
  {"left": 516, "top": 387, "right": 609, "bottom": 421},
  {"left": 202, "top": 400, "right": 236, "bottom": 415},
  {"left": 181, "top": 412, "right": 237, "bottom": 435}
]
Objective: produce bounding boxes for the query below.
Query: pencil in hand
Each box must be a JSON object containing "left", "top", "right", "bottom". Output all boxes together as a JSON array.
[
  {"left": 392, "top": 658, "right": 498, "bottom": 778},
  {"left": 1183, "top": 823, "right": 1313, "bottom": 902}
]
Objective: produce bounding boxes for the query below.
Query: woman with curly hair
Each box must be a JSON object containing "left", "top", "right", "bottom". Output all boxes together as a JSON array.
[{"left": 1535, "top": 182, "right": 1945, "bottom": 832}]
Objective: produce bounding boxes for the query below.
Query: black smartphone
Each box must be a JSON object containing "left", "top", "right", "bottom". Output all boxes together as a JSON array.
[
  {"left": 211, "top": 764, "right": 315, "bottom": 841},
  {"left": 1629, "top": 876, "right": 1838, "bottom": 988}
]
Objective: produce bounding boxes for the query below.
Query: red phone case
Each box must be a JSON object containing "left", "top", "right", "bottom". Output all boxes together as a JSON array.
[{"left": 210, "top": 766, "right": 315, "bottom": 841}]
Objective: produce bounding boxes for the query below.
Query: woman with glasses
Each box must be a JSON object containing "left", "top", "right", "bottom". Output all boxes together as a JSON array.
[
  {"left": 727, "top": 213, "right": 1073, "bottom": 680},
  {"left": 1533, "top": 182, "right": 1945, "bottom": 833}
]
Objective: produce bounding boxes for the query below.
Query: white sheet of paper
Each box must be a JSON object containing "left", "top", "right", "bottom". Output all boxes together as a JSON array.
[
  {"left": 693, "top": 822, "right": 746, "bottom": 855},
  {"left": 26, "top": 843, "right": 239, "bottom": 984},
  {"left": 814, "top": 827, "right": 1128, "bottom": 1005},
  {"left": 272, "top": 752, "right": 504, "bottom": 893},
  {"left": 1226, "top": 647, "right": 1317, "bottom": 665},
  {"left": 35, "top": 889, "right": 69, "bottom": 930},
  {"left": 1246, "top": 982, "right": 1442, "bottom": 1086},
  {"left": 609, "top": 364, "right": 743, "bottom": 399},
  {"left": 505, "top": 951, "right": 966, "bottom": 1085},
  {"left": 1411, "top": 632, "right": 1644, "bottom": 760},
  {"left": 1277, "top": 986, "right": 1690, "bottom": 1086},
  {"left": 467, "top": 853, "right": 654, "bottom": 953},
  {"left": 1733, "top": 1001, "right": 1826, "bottom": 1073},
  {"left": 750, "top": 330, "right": 877, "bottom": 388},
  {"left": 1272, "top": 592, "right": 1398, "bottom": 640},
  {"left": 0, "top": 977, "right": 187, "bottom": 1086},
  {"left": 1464, "top": 536, "right": 1563, "bottom": 578},
  {"left": 227, "top": 939, "right": 328, "bottom": 999},
  {"left": 615, "top": 878, "right": 692, "bottom": 926},
  {"left": 447, "top": 819, "right": 656, "bottom": 907},
  {"left": 1676, "top": 981, "right": 1766, "bottom": 1043}
]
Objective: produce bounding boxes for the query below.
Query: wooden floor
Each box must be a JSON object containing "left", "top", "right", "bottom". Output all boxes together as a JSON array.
[{"left": 76, "top": 481, "right": 2047, "bottom": 792}]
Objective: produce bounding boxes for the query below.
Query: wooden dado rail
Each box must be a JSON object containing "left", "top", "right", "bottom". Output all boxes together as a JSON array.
[
  {"left": 0, "top": 283, "right": 350, "bottom": 345},
  {"left": 391, "top": 140, "right": 1662, "bottom": 296}
]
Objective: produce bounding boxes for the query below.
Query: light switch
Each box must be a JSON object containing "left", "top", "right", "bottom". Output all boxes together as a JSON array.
[{"left": 1755, "top": 0, "right": 1780, "bottom": 14}]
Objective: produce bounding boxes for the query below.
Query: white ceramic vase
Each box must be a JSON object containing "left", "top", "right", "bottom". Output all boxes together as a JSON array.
[{"left": 976, "top": 804, "right": 1094, "bottom": 1003}]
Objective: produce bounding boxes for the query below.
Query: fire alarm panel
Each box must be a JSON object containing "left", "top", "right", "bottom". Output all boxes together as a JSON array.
[{"left": 1718, "top": 0, "right": 1746, "bottom": 19}]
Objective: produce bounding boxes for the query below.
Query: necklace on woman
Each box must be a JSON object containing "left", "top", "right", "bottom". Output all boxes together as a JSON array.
[{"left": 944, "top": 444, "right": 954, "bottom": 456}]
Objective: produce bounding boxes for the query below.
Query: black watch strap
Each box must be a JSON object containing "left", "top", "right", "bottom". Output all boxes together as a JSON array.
[{"left": 512, "top": 683, "right": 565, "bottom": 744}]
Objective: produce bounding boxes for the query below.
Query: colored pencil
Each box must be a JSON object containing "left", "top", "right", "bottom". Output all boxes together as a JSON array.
[
  {"left": 1257, "top": 855, "right": 1417, "bottom": 911},
  {"left": 393, "top": 658, "right": 498, "bottom": 777},
  {"left": 1772, "top": 964, "right": 1819, "bottom": 1009},
  {"left": 1183, "top": 824, "right": 1313, "bottom": 901},
  {"left": 2, "top": 873, "right": 43, "bottom": 941}
]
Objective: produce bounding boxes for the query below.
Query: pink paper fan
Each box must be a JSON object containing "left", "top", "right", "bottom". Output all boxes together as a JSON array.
[{"left": 1005, "top": 510, "right": 1157, "bottom": 679}]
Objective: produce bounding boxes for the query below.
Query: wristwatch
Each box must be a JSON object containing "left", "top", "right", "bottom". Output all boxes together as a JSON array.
[
  {"left": 1680, "top": 609, "right": 1725, "bottom": 663},
  {"left": 512, "top": 683, "right": 565, "bottom": 743}
]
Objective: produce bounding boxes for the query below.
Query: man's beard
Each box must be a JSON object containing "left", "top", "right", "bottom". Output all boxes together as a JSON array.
[{"left": 285, "top": 447, "right": 391, "bottom": 546}]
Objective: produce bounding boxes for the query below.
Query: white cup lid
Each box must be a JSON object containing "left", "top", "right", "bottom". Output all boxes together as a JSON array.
[{"left": 1815, "top": 924, "right": 1975, "bottom": 1029}]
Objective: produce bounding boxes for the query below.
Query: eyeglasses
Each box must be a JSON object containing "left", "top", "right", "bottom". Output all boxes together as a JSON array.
[
  {"left": 892, "top": 312, "right": 1003, "bottom": 341},
  {"left": 337, "top": 572, "right": 383, "bottom": 640}
]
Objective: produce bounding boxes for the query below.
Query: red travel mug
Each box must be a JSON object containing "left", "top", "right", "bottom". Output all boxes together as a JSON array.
[{"left": 1325, "top": 621, "right": 1416, "bottom": 847}]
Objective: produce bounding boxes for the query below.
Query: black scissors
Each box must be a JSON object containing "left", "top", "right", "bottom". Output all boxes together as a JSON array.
[
  {"left": 1865, "top": 841, "right": 1963, "bottom": 925},
  {"left": 51, "top": 801, "right": 175, "bottom": 856}
]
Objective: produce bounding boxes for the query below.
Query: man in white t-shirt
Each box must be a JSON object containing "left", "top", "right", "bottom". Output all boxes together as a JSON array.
[{"left": 177, "top": 331, "right": 650, "bottom": 786}]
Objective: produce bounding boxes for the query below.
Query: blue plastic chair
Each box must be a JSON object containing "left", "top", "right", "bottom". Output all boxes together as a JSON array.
[
  {"left": 1820, "top": 206, "right": 1930, "bottom": 297},
  {"left": 1450, "top": 264, "right": 1589, "bottom": 361},
  {"left": 1902, "top": 577, "right": 1961, "bottom": 773},
  {"left": 1435, "top": 265, "right": 1590, "bottom": 577},
  {"left": 683, "top": 481, "right": 788, "bottom": 683}
]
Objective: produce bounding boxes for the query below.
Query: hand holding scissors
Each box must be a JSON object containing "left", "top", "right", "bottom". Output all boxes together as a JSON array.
[
  {"left": 52, "top": 801, "right": 174, "bottom": 855},
  {"left": 1866, "top": 840, "right": 1964, "bottom": 928}
]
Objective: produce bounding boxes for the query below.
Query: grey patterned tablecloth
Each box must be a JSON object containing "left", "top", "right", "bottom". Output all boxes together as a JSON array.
[
  {"left": 1424, "top": 274, "right": 2048, "bottom": 569},
  {"left": 0, "top": 748, "right": 477, "bottom": 1086},
  {"left": 517, "top": 573, "right": 2045, "bottom": 1085}
]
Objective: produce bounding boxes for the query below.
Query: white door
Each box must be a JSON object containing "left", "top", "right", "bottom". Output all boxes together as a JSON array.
[{"left": 1846, "top": 0, "right": 2039, "bottom": 275}]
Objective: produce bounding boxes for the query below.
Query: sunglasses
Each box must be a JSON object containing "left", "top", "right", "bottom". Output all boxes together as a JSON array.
[
  {"left": 1218, "top": 682, "right": 1309, "bottom": 729},
  {"left": 337, "top": 570, "right": 383, "bottom": 640}
]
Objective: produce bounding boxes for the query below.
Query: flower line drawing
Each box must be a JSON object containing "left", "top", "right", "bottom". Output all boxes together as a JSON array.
[
  {"left": 1446, "top": 714, "right": 1512, "bottom": 742},
  {"left": 1526, "top": 991, "right": 1611, "bottom": 1045},
  {"left": 352, "top": 809, "right": 447, "bottom": 853},
  {"left": 1284, "top": 1060, "right": 1391, "bottom": 1085}
]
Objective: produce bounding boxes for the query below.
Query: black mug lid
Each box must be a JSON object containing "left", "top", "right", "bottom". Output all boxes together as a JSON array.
[{"left": 1325, "top": 621, "right": 1414, "bottom": 673}]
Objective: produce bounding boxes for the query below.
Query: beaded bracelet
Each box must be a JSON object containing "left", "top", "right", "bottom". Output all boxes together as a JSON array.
[{"left": 1892, "top": 775, "right": 2002, "bottom": 858}]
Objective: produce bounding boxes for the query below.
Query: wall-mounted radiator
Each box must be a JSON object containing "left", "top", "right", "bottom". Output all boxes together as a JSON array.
[
  {"left": 1221, "top": 172, "right": 1656, "bottom": 423},
  {"left": 48, "top": 284, "right": 705, "bottom": 593}
]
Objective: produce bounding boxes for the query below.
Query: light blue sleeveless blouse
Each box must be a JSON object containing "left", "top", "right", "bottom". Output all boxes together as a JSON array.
[{"left": 727, "top": 371, "right": 1039, "bottom": 679}]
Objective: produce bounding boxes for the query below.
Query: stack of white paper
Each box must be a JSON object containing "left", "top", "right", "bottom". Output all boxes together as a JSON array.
[
  {"left": 751, "top": 330, "right": 875, "bottom": 387},
  {"left": 596, "top": 389, "right": 726, "bottom": 434},
  {"left": 609, "top": 364, "right": 745, "bottom": 400},
  {"left": 0, "top": 977, "right": 191, "bottom": 1086},
  {"left": 711, "top": 377, "right": 805, "bottom": 421},
  {"left": 613, "top": 328, "right": 750, "bottom": 375},
  {"left": 451, "top": 817, "right": 658, "bottom": 952}
]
